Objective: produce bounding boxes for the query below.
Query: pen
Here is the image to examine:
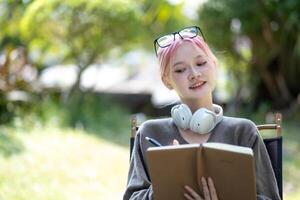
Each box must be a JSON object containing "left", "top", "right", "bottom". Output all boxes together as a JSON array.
[{"left": 145, "top": 137, "right": 162, "bottom": 147}]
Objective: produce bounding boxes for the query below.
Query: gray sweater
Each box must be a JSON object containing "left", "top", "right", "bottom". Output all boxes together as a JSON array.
[{"left": 124, "top": 116, "right": 281, "bottom": 200}]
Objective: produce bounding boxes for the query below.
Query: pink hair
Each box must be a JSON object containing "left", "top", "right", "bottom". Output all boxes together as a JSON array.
[{"left": 157, "top": 36, "right": 218, "bottom": 79}]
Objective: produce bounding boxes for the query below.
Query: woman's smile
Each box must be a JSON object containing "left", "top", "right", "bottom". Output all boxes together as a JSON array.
[{"left": 189, "top": 81, "right": 206, "bottom": 89}]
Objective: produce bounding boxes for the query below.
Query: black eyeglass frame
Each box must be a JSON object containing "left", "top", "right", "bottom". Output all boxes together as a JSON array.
[{"left": 153, "top": 26, "right": 206, "bottom": 56}]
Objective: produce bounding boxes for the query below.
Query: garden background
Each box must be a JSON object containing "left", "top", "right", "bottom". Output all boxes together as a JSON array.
[{"left": 0, "top": 0, "right": 300, "bottom": 199}]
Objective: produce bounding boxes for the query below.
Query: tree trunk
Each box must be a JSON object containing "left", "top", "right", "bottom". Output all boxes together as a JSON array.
[{"left": 64, "top": 64, "right": 88, "bottom": 103}]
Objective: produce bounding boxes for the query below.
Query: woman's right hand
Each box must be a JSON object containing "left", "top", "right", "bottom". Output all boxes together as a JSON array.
[
  {"left": 172, "top": 140, "right": 218, "bottom": 199},
  {"left": 184, "top": 177, "right": 218, "bottom": 200}
]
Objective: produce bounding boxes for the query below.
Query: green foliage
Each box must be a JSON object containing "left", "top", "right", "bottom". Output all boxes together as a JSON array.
[
  {"left": 20, "top": 0, "right": 143, "bottom": 67},
  {"left": 0, "top": 93, "right": 14, "bottom": 124},
  {"left": 3, "top": 91, "right": 131, "bottom": 146},
  {"left": 0, "top": 0, "right": 28, "bottom": 43},
  {"left": 0, "top": 0, "right": 190, "bottom": 145},
  {"left": 199, "top": 0, "right": 300, "bottom": 108},
  {"left": 64, "top": 92, "right": 131, "bottom": 146},
  {"left": 15, "top": 0, "right": 189, "bottom": 102},
  {"left": 27, "top": 92, "right": 67, "bottom": 127},
  {"left": 17, "top": 0, "right": 189, "bottom": 66},
  {"left": 0, "top": 127, "right": 23, "bottom": 157},
  {"left": 138, "top": 0, "right": 190, "bottom": 48}
]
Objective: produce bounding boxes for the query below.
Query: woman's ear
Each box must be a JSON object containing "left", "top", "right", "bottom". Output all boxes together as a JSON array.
[{"left": 162, "top": 75, "right": 173, "bottom": 90}]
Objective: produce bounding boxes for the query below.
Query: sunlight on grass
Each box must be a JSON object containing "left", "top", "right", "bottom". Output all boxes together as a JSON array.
[
  {"left": 0, "top": 126, "right": 129, "bottom": 200},
  {"left": 282, "top": 121, "right": 300, "bottom": 200},
  {"left": 286, "top": 190, "right": 300, "bottom": 200},
  {"left": 0, "top": 120, "right": 299, "bottom": 200}
]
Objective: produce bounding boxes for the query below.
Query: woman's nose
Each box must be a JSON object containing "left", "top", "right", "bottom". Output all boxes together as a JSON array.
[{"left": 188, "top": 67, "right": 201, "bottom": 81}]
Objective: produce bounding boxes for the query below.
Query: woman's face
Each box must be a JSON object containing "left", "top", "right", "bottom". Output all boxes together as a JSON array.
[{"left": 162, "top": 41, "right": 217, "bottom": 101}]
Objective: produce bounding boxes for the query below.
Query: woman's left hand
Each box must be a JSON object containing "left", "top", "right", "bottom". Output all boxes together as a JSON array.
[{"left": 184, "top": 177, "right": 218, "bottom": 200}]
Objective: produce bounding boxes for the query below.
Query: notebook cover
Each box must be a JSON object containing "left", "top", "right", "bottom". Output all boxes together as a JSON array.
[{"left": 146, "top": 143, "right": 256, "bottom": 200}]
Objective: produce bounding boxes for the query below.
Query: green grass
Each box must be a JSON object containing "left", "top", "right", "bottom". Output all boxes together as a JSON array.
[
  {"left": 281, "top": 121, "right": 300, "bottom": 200},
  {"left": 0, "top": 124, "right": 129, "bottom": 200},
  {"left": 0, "top": 96, "right": 299, "bottom": 199},
  {"left": 1, "top": 120, "right": 300, "bottom": 200}
]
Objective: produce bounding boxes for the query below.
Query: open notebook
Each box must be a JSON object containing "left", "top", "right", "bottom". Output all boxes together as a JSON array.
[{"left": 146, "top": 142, "right": 256, "bottom": 200}]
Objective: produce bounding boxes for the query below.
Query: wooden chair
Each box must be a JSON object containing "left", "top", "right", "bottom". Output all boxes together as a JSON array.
[
  {"left": 257, "top": 113, "right": 283, "bottom": 199},
  {"left": 130, "top": 113, "right": 283, "bottom": 199}
]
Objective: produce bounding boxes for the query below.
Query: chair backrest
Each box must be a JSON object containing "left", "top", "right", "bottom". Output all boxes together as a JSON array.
[
  {"left": 257, "top": 113, "right": 283, "bottom": 199},
  {"left": 130, "top": 113, "right": 283, "bottom": 199},
  {"left": 130, "top": 115, "right": 138, "bottom": 159}
]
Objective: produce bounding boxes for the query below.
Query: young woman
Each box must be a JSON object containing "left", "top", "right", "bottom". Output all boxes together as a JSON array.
[{"left": 123, "top": 26, "right": 281, "bottom": 200}]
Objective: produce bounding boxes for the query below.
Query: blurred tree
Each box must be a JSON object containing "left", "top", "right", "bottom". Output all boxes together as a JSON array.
[
  {"left": 138, "top": 0, "right": 190, "bottom": 48},
  {"left": 198, "top": 0, "right": 300, "bottom": 110},
  {"left": 20, "top": 0, "right": 145, "bottom": 99},
  {"left": 0, "top": 0, "right": 34, "bottom": 124},
  {"left": 0, "top": 0, "right": 32, "bottom": 92},
  {"left": 0, "top": 0, "right": 189, "bottom": 123},
  {"left": 20, "top": 0, "right": 188, "bottom": 100}
]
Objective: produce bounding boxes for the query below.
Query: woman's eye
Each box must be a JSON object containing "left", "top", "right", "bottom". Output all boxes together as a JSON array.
[
  {"left": 197, "top": 61, "right": 207, "bottom": 66},
  {"left": 174, "top": 68, "right": 185, "bottom": 73}
]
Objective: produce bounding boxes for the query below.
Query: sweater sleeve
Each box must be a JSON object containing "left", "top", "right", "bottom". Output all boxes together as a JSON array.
[
  {"left": 250, "top": 128, "right": 281, "bottom": 200},
  {"left": 123, "top": 132, "right": 153, "bottom": 200}
]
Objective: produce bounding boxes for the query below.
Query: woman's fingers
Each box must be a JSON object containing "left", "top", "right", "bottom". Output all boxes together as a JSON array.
[
  {"left": 173, "top": 139, "right": 179, "bottom": 145},
  {"left": 184, "top": 185, "right": 203, "bottom": 200},
  {"left": 184, "top": 192, "right": 195, "bottom": 200},
  {"left": 201, "top": 177, "right": 211, "bottom": 200},
  {"left": 208, "top": 177, "right": 218, "bottom": 200},
  {"left": 184, "top": 178, "right": 218, "bottom": 200}
]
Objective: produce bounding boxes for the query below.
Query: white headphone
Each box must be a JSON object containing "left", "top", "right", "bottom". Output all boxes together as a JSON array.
[{"left": 171, "top": 104, "right": 223, "bottom": 134}]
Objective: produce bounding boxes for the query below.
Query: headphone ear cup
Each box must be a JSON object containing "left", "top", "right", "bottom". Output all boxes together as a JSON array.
[
  {"left": 171, "top": 104, "right": 192, "bottom": 130},
  {"left": 190, "top": 109, "right": 215, "bottom": 134}
]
